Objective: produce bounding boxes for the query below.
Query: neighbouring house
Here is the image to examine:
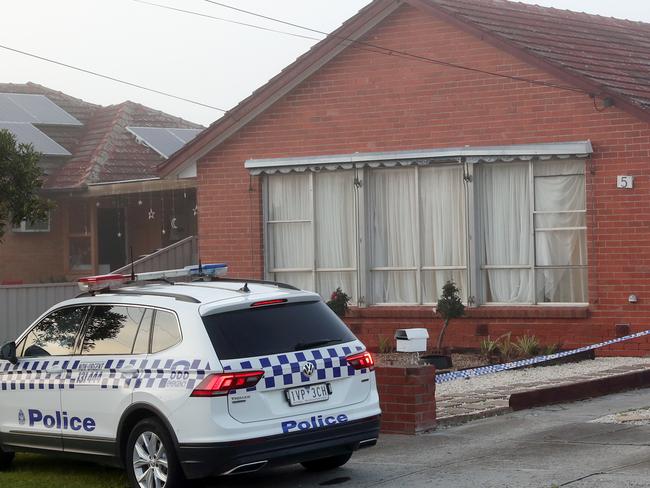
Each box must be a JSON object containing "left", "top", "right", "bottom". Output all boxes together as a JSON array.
[
  {"left": 159, "top": 0, "right": 650, "bottom": 354},
  {"left": 0, "top": 83, "right": 203, "bottom": 284}
]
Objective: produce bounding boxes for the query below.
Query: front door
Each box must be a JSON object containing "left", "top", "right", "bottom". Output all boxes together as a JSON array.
[
  {"left": 0, "top": 306, "right": 89, "bottom": 452},
  {"left": 98, "top": 208, "right": 126, "bottom": 273}
]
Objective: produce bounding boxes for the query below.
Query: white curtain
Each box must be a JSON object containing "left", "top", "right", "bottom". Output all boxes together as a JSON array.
[
  {"left": 314, "top": 171, "right": 357, "bottom": 302},
  {"left": 478, "top": 163, "right": 532, "bottom": 303},
  {"left": 267, "top": 173, "right": 313, "bottom": 289},
  {"left": 420, "top": 166, "right": 467, "bottom": 302},
  {"left": 368, "top": 168, "right": 418, "bottom": 303},
  {"left": 534, "top": 160, "right": 587, "bottom": 302}
]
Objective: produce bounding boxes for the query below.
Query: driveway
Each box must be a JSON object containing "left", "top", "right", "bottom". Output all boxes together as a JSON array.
[{"left": 204, "top": 388, "right": 650, "bottom": 488}]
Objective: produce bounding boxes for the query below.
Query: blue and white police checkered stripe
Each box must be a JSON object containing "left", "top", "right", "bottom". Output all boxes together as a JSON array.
[
  {"left": 436, "top": 329, "right": 650, "bottom": 384},
  {"left": 0, "top": 357, "right": 211, "bottom": 391},
  {"left": 220, "top": 344, "right": 367, "bottom": 391}
]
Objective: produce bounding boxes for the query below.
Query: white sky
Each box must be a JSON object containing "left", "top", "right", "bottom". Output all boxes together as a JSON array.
[{"left": 2, "top": 0, "right": 649, "bottom": 126}]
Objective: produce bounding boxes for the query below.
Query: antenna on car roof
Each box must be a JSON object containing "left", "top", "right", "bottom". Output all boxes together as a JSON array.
[
  {"left": 129, "top": 246, "right": 136, "bottom": 282},
  {"left": 198, "top": 258, "right": 203, "bottom": 277},
  {"left": 239, "top": 283, "right": 250, "bottom": 293}
]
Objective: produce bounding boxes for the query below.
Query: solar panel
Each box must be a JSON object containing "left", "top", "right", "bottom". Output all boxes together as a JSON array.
[
  {"left": 0, "top": 93, "right": 82, "bottom": 126},
  {"left": 127, "top": 127, "right": 202, "bottom": 158},
  {"left": 0, "top": 122, "right": 71, "bottom": 156}
]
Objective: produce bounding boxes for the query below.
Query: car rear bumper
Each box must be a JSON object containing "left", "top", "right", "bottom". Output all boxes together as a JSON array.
[{"left": 177, "top": 414, "right": 381, "bottom": 479}]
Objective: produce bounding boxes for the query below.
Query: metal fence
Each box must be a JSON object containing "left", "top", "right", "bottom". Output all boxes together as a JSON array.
[{"left": 0, "top": 282, "right": 79, "bottom": 344}]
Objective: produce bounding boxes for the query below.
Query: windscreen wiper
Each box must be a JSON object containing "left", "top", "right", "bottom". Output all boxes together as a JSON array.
[{"left": 294, "top": 339, "right": 343, "bottom": 351}]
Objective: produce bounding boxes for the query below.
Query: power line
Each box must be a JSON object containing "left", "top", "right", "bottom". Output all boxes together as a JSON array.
[
  {"left": 133, "top": 0, "right": 323, "bottom": 43},
  {"left": 0, "top": 43, "right": 228, "bottom": 112},
  {"left": 202, "top": 0, "right": 588, "bottom": 95}
]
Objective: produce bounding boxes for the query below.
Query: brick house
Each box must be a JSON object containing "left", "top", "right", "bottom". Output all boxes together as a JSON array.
[
  {"left": 160, "top": 0, "right": 650, "bottom": 354},
  {"left": 0, "top": 83, "right": 202, "bottom": 283}
]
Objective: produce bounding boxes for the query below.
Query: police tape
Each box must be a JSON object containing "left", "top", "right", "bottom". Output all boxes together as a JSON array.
[{"left": 435, "top": 329, "right": 650, "bottom": 384}]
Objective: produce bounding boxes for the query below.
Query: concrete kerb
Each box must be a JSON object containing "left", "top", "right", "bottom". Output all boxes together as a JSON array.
[{"left": 509, "top": 369, "right": 650, "bottom": 411}]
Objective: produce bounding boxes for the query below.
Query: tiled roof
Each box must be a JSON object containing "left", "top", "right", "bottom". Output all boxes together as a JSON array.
[
  {"left": 426, "top": 0, "right": 650, "bottom": 113},
  {"left": 159, "top": 0, "right": 650, "bottom": 177},
  {"left": 0, "top": 82, "right": 202, "bottom": 189}
]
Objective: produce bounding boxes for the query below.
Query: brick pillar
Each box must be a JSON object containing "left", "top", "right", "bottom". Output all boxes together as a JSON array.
[{"left": 375, "top": 365, "right": 436, "bottom": 434}]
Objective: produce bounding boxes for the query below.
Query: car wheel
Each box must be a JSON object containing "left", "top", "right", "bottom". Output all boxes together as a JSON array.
[
  {"left": 126, "top": 418, "right": 185, "bottom": 488},
  {"left": 301, "top": 453, "right": 352, "bottom": 472},
  {"left": 0, "top": 448, "right": 14, "bottom": 471}
]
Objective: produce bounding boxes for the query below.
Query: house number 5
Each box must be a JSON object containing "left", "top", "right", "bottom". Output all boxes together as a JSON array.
[{"left": 617, "top": 176, "right": 634, "bottom": 189}]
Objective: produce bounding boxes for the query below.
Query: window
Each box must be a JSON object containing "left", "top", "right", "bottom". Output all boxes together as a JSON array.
[
  {"left": 266, "top": 171, "right": 357, "bottom": 301},
  {"left": 132, "top": 309, "right": 153, "bottom": 354},
  {"left": 81, "top": 306, "right": 148, "bottom": 355},
  {"left": 19, "top": 306, "right": 89, "bottom": 357},
  {"left": 202, "top": 301, "right": 356, "bottom": 360},
  {"left": 151, "top": 310, "right": 181, "bottom": 353},
  {"left": 264, "top": 158, "right": 587, "bottom": 306},
  {"left": 12, "top": 212, "right": 50, "bottom": 233},
  {"left": 477, "top": 160, "right": 587, "bottom": 304}
]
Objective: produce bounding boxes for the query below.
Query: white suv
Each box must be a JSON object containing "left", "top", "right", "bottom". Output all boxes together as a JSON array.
[{"left": 0, "top": 269, "right": 380, "bottom": 488}]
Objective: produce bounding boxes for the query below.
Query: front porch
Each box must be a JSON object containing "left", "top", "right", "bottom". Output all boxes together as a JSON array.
[{"left": 64, "top": 179, "right": 198, "bottom": 278}]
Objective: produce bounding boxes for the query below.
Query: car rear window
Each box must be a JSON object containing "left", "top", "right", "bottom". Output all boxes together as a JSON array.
[{"left": 202, "top": 301, "right": 357, "bottom": 360}]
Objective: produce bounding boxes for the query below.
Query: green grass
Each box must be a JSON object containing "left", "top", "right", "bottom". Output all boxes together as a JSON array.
[{"left": 0, "top": 453, "right": 127, "bottom": 488}]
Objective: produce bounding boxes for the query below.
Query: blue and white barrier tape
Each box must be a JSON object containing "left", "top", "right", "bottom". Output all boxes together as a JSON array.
[{"left": 435, "top": 329, "right": 650, "bottom": 384}]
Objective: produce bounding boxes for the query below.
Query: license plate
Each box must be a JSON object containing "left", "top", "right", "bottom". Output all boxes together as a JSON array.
[{"left": 286, "top": 383, "right": 330, "bottom": 406}]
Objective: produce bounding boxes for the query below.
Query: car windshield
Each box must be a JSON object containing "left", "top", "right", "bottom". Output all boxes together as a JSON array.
[{"left": 202, "top": 300, "right": 356, "bottom": 360}]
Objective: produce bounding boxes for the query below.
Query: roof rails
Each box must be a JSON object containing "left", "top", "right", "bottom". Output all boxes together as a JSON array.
[{"left": 76, "top": 288, "right": 200, "bottom": 303}]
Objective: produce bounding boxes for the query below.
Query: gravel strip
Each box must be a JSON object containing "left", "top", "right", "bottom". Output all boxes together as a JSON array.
[{"left": 436, "top": 357, "right": 650, "bottom": 396}]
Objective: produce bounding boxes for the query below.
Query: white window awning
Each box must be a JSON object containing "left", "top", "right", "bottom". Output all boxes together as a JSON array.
[{"left": 245, "top": 141, "right": 593, "bottom": 175}]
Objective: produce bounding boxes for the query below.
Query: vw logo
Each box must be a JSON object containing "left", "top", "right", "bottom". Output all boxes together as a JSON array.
[{"left": 301, "top": 362, "right": 315, "bottom": 377}]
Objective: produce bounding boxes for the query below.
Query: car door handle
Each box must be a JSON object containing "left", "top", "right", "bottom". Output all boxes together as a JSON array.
[{"left": 48, "top": 368, "right": 64, "bottom": 374}]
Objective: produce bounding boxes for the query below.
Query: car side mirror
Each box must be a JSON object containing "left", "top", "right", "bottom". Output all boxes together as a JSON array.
[{"left": 0, "top": 341, "right": 17, "bottom": 365}]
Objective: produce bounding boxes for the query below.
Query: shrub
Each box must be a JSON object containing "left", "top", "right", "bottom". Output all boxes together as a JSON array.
[
  {"left": 514, "top": 335, "right": 540, "bottom": 357},
  {"left": 378, "top": 336, "right": 394, "bottom": 354},
  {"left": 326, "top": 288, "right": 351, "bottom": 318},
  {"left": 435, "top": 281, "right": 465, "bottom": 351}
]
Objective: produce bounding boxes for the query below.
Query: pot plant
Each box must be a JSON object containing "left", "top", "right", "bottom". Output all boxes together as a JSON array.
[{"left": 421, "top": 280, "right": 465, "bottom": 369}]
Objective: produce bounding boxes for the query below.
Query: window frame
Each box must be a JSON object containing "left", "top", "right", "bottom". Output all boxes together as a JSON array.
[{"left": 262, "top": 158, "right": 588, "bottom": 307}]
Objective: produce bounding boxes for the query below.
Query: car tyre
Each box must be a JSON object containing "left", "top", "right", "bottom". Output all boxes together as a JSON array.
[
  {"left": 301, "top": 453, "right": 352, "bottom": 472},
  {"left": 0, "top": 449, "right": 15, "bottom": 471},
  {"left": 126, "top": 418, "right": 185, "bottom": 488}
]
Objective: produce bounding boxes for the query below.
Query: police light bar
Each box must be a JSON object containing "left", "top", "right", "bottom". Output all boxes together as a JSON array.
[{"left": 77, "top": 263, "right": 228, "bottom": 292}]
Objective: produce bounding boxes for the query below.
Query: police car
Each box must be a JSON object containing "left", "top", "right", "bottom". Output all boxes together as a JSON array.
[{"left": 0, "top": 264, "right": 381, "bottom": 487}]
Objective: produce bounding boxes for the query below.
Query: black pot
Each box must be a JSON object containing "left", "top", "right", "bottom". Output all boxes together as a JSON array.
[{"left": 420, "top": 354, "right": 453, "bottom": 369}]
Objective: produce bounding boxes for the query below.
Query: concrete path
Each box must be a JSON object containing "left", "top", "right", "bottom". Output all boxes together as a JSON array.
[
  {"left": 204, "top": 388, "right": 650, "bottom": 487},
  {"left": 436, "top": 359, "right": 650, "bottom": 425}
]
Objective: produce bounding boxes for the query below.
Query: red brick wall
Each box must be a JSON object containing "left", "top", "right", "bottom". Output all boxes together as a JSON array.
[
  {"left": 196, "top": 5, "right": 650, "bottom": 353},
  {"left": 375, "top": 366, "right": 437, "bottom": 434},
  {"left": 0, "top": 204, "right": 65, "bottom": 283}
]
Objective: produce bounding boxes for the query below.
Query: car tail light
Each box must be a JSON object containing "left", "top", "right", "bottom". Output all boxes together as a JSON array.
[
  {"left": 190, "top": 371, "right": 264, "bottom": 397},
  {"left": 250, "top": 299, "right": 287, "bottom": 308},
  {"left": 346, "top": 351, "right": 374, "bottom": 371}
]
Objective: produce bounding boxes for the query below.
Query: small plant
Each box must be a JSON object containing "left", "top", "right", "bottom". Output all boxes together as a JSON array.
[
  {"left": 435, "top": 280, "right": 465, "bottom": 351},
  {"left": 496, "top": 332, "right": 517, "bottom": 362},
  {"left": 326, "top": 288, "right": 351, "bottom": 318},
  {"left": 378, "top": 336, "right": 394, "bottom": 354},
  {"left": 541, "top": 342, "right": 561, "bottom": 356},
  {"left": 479, "top": 336, "right": 500, "bottom": 363},
  {"left": 514, "top": 335, "right": 540, "bottom": 358}
]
